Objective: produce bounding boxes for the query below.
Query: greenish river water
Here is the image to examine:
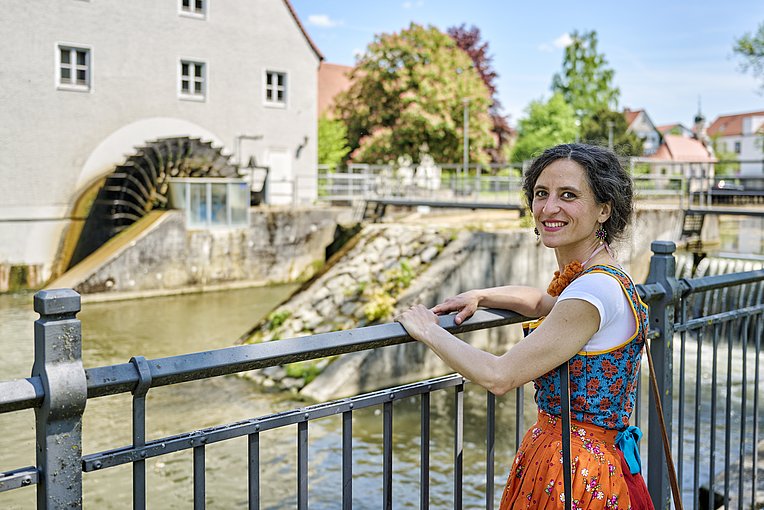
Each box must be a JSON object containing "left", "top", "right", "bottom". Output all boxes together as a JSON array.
[{"left": 0, "top": 285, "right": 523, "bottom": 509}]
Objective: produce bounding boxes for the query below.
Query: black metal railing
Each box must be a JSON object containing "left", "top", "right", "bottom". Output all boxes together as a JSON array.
[{"left": 0, "top": 240, "right": 762, "bottom": 509}]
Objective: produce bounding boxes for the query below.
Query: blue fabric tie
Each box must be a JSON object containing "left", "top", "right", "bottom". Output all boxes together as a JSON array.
[{"left": 615, "top": 426, "right": 643, "bottom": 475}]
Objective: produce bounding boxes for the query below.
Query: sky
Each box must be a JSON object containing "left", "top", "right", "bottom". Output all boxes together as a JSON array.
[{"left": 290, "top": 0, "right": 764, "bottom": 128}]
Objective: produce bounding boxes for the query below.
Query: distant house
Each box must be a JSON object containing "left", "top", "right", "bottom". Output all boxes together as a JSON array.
[
  {"left": 656, "top": 123, "right": 694, "bottom": 138},
  {"left": 318, "top": 62, "right": 354, "bottom": 117},
  {"left": 707, "top": 110, "right": 764, "bottom": 175},
  {"left": 647, "top": 134, "right": 716, "bottom": 178},
  {"left": 624, "top": 108, "right": 662, "bottom": 155},
  {"left": 0, "top": 0, "right": 323, "bottom": 288}
]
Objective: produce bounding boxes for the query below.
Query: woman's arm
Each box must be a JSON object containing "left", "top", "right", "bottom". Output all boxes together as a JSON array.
[
  {"left": 397, "top": 298, "right": 599, "bottom": 396},
  {"left": 431, "top": 285, "right": 558, "bottom": 324}
]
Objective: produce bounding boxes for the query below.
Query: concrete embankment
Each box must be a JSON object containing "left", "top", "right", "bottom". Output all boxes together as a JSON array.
[
  {"left": 244, "top": 206, "right": 685, "bottom": 400},
  {"left": 47, "top": 206, "right": 348, "bottom": 301}
]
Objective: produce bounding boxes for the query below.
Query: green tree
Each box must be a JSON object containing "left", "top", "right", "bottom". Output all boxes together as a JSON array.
[
  {"left": 733, "top": 21, "right": 764, "bottom": 91},
  {"left": 580, "top": 108, "right": 643, "bottom": 156},
  {"left": 334, "top": 23, "right": 495, "bottom": 164},
  {"left": 510, "top": 93, "right": 578, "bottom": 163},
  {"left": 551, "top": 30, "right": 620, "bottom": 121},
  {"left": 317, "top": 115, "right": 350, "bottom": 168},
  {"left": 710, "top": 134, "right": 739, "bottom": 177}
]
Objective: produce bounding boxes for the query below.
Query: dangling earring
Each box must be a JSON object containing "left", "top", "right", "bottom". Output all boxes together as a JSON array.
[
  {"left": 534, "top": 227, "right": 540, "bottom": 242},
  {"left": 595, "top": 224, "right": 607, "bottom": 244}
]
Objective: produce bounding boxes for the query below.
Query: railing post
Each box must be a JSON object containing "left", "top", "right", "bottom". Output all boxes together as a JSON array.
[
  {"left": 643, "top": 241, "right": 681, "bottom": 510},
  {"left": 32, "top": 289, "right": 87, "bottom": 509}
]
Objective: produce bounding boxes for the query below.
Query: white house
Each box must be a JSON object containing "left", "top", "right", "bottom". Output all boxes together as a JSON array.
[
  {"left": 0, "top": 0, "right": 322, "bottom": 289},
  {"left": 707, "top": 110, "right": 764, "bottom": 176},
  {"left": 624, "top": 108, "right": 662, "bottom": 156}
]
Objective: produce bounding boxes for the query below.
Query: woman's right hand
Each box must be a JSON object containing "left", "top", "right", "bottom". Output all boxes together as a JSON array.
[{"left": 431, "top": 290, "right": 481, "bottom": 325}]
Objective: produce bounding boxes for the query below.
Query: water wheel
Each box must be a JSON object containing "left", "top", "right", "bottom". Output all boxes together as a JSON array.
[{"left": 68, "top": 136, "right": 238, "bottom": 269}]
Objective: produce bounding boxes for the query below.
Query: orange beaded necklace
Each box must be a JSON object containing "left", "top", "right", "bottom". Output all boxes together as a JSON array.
[{"left": 546, "top": 243, "right": 608, "bottom": 297}]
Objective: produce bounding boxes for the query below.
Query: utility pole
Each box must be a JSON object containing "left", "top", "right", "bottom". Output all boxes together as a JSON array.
[
  {"left": 463, "top": 97, "right": 470, "bottom": 174},
  {"left": 607, "top": 121, "right": 614, "bottom": 150}
]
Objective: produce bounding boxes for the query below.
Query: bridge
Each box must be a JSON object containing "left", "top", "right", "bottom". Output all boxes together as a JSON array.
[
  {"left": 0, "top": 241, "right": 762, "bottom": 509},
  {"left": 316, "top": 162, "right": 764, "bottom": 223}
]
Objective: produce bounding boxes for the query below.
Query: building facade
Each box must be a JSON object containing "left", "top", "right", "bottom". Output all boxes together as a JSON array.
[
  {"left": 707, "top": 110, "right": 764, "bottom": 176},
  {"left": 624, "top": 108, "right": 662, "bottom": 156},
  {"left": 0, "top": 0, "right": 322, "bottom": 288}
]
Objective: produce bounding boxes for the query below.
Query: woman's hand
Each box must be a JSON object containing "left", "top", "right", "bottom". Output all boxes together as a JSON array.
[
  {"left": 430, "top": 290, "right": 481, "bottom": 325},
  {"left": 395, "top": 304, "right": 439, "bottom": 343}
]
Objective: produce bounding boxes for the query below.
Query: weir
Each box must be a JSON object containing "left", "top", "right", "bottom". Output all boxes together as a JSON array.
[{"left": 0, "top": 241, "right": 762, "bottom": 509}]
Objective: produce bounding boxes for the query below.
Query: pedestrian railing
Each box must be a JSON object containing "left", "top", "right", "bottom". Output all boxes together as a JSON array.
[{"left": 0, "top": 241, "right": 762, "bottom": 509}]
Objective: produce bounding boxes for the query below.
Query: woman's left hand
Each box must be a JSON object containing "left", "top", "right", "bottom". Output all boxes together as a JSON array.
[{"left": 395, "top": 304, "right": 439, "bottom": 343}]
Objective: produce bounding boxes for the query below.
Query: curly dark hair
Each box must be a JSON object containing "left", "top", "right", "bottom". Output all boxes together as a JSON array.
[{"left": 521, "top": 143, "right": 633, "bottom": 243}]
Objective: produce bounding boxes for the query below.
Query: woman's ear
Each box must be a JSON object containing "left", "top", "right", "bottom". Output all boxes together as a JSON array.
[{"left": 599, "top": 202, "right": 612, "bottom": 223}]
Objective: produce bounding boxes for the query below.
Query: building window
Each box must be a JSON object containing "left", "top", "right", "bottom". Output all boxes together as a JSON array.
[
  {"left": 179, "top": 60, "right": 206, "bottom": 100},
  {"left": 180, "top": 0, "right": 206, "bottom": 17},
  {"left": 57, "top": 45, "right": 90, "bottom": 91},
  {"left": 264, "top": 71, "right": 287, "bottom": 107},
  {"left": 734, "top": 141, "right": 741, "bottom": 154}
]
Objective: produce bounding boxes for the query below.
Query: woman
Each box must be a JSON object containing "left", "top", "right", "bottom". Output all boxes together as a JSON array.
[{"left": 396, "top": 143, "right": 653, "bottom": 509}]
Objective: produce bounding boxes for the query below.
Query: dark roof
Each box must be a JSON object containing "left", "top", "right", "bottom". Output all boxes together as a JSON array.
[{"left": 283, "top": 0, "right": 324, "bottom": 61}]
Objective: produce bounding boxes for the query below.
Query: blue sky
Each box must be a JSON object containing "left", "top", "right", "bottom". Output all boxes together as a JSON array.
[{"left": 290, "top": 0, "right": 764, "bottom": 128}]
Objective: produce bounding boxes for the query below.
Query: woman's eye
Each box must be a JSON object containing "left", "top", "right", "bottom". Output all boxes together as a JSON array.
[
  {"left": 534, "top": 190, "right": 547, "bottom": 198},
  {"left": 562, "top": 192, "right": 577, "bottom": 199}
]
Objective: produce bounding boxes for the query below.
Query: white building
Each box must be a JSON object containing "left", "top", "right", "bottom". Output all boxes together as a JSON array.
[
  {"left": 624, "top": 108, "right": 662, "bottom": 156},
  {"left": 0, "top": 0, "right": 322, "bottom": 289},
  {"left": 707, "top": 110, "right": 764, "bottom": 176}
]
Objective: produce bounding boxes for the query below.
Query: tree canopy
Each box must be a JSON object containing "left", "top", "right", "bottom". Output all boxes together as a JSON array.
[
  {"left": 733, "top": 21, "right": 764, "bottom": 91},
  {"left": 510, "top": 93, "right": 578, "bottom": 163},
  {"left": 333, "top": 23, "right": 495, "bottom": 165},
  {"left": 580, "top": 108, "right": 643, "bottom": 156},
  {"left": 447, "top": 24, "right": 513, "bottom": 162},
  {"left": 317, "top": 115, "right": 350, "bottom": 168},
  {"left": 551, "top": 30, "right": 620, "bottom": 121}
]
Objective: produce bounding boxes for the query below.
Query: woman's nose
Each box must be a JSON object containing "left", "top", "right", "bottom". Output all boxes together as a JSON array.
[{"left": 542, "top": 196, "right": 560, "bottom": 213}]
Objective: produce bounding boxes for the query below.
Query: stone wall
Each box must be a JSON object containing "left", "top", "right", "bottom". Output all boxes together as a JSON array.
[
  {"left": 245, "top": 207, "right": 685, "bottom": 400},
  {"left": 55, "top": 206, "right": 345, "bottom": 300}
]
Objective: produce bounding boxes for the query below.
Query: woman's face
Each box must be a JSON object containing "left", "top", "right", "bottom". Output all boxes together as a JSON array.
[{"left": 531, "top": 159, "right": 611, "bottom": 250}]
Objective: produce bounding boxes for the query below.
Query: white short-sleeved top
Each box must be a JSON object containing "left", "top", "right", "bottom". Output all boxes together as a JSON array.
[{"left": 556, "top": 272, "right": 636, "bottom": 352}]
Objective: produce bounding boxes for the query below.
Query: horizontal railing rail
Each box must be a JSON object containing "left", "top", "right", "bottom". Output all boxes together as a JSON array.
[{"left": 0, "top": 309, "right": 528, "bottom": 414}]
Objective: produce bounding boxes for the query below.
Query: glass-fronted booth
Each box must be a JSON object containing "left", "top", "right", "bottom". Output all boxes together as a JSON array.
[{"left": 168, "top": 178, "right": 250, "bottom": 228}]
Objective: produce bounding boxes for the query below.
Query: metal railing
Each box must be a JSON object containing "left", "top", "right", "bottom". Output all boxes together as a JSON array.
[
  {"left": 0, "top": 241, "right": 762, "bottom": 509},
  {"left": 317, "top": 159, "right": 764, "bottom": 208}
]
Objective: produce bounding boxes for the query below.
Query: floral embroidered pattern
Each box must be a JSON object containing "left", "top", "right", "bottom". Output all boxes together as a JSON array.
[{"left": 529, "top": 265, "right": 649, "bottom": 430}]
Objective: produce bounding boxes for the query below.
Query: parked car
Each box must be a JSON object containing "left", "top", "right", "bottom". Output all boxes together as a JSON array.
[{"left": 713, "top": 179, "right": 745, "bottom": 191}]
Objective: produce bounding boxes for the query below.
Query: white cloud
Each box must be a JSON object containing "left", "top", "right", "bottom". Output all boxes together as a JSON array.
[
  {"left": 554, "top": 33, "right": 573, "bottom": 48},
  {"left": 307, "top": 14, "right": 341, "bottom": 28},
  {"left": 402, "top": 1, "right": 424, "bottom": 8},
  {"left": 538, "top": 33, "right": 573, "bottom": 53}
]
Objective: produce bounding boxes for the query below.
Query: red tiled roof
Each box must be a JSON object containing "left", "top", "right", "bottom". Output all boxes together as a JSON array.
[
  {"left": 283, "top": 0, "right": 324, "bottom": 61},
  {"left": 707, "top": 110, "right": 764, "bottom": 137},
  {"left": 623, "top": 108, "right": 642, "bottom": 127},
  {"left": 318, "top": 62, "right": 354, "bottom": 115},
  {"left": 649, "top": 134, "right": 715, "bottom": 162}
]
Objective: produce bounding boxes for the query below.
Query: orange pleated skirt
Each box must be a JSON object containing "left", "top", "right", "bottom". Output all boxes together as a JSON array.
[{"left": 499, "top": 411, "right": 632, "bottom": 510}]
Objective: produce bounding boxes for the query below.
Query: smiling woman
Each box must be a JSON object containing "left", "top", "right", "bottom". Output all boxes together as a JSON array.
[{"left": 396, "top": 143, "right": 654, "bottom": 509}]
